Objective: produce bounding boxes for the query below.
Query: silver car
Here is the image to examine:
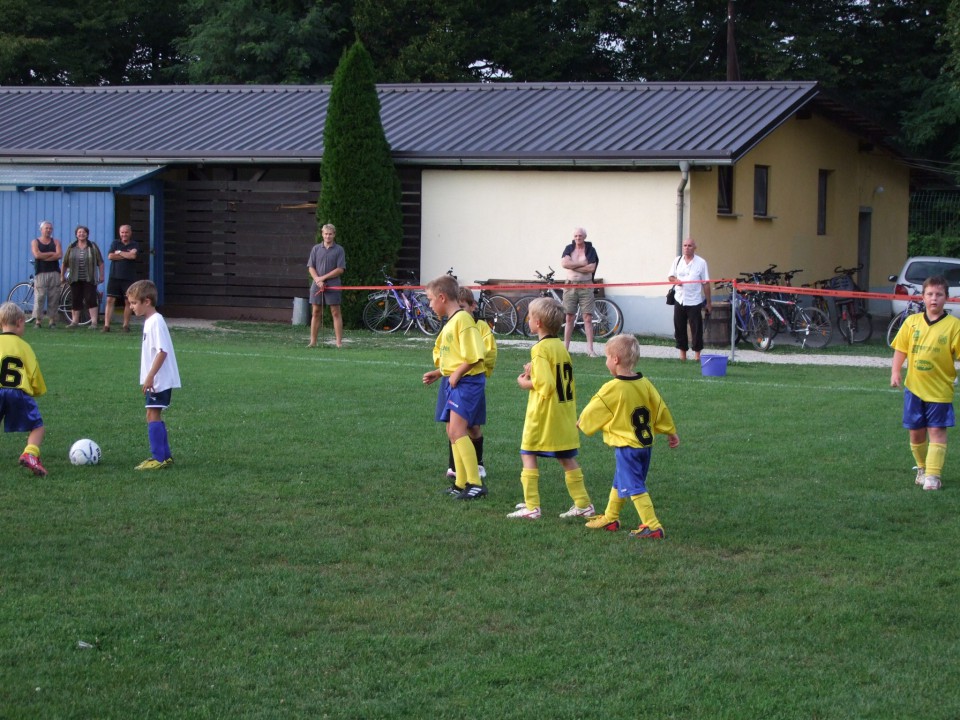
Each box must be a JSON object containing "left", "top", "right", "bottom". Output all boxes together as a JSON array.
[{"left": 888, "top": 256, "right": 960, "bottom": 315}]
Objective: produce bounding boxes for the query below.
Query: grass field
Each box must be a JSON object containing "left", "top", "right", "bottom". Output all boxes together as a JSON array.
[{"left": 2, "top": 323, "right": 958, "bottom": 719}]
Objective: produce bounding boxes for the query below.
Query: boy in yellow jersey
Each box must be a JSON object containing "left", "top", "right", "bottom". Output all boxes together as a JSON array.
[
  {"left": 0, "top": 302, "right": 48, "bottom": 476},
  {"left": 891, "top": 275, "right": 960, "bottom": 491},
  {"left": 422, "top": 275, "right": 488, "bottom": 500},
  {"left": 578, "top": 334, "right": 679, "bottom": 538},
  {"left": 508, "top": 297, "right": 594, "bottom": 520},
  {"left": 441, "top": 287, "right": 498, "bottom": 485}
]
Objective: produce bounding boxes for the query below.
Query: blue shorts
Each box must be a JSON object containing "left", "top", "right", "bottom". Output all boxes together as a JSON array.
[
  {"left": 520, "top": 449, "right": 579, "bottom": 459},
  {"left": 612, "top": 446, "right": 652, "bottom": 497},
  {"left": 435, "top": 374, "right": 486, "bottom": 425},
  {"left": 902, "top": 388, "right": 955, "bottom": 430},
  {"left": 0, "top": 389, "right": 43, "bottom": 433},
  {"left": 145, "top": 388, "right": 173, "bottom": 410}
]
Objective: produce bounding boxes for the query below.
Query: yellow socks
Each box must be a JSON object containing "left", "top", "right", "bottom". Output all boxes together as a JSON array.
[
  {"left": 926, "top": 443, "right": 946, "bottom": 478},
  {"left": 520, "top": 469, "right": 540, "bottom": 509},
  {"left": 23, "top": 444, "right": 40, "bottom": 458},
  {"left": 910, "top": 441, "right": 928, "bottom": 472},
  {"left": 452, "top": 435, "right": 481, "bottom": 489},
  {"left": 631, "top": 492, "right": 661, "bottom": 531},
  {"left": 563, "top": 468, "right": 591, "bottom": 509},
  {"left": 602, "top": 487, "right": 624, "bottom": 521}
]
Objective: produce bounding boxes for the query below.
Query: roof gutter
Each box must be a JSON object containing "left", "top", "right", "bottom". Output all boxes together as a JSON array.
[{"left": 677, "top": 161, "right": 691, "bottom": 255}]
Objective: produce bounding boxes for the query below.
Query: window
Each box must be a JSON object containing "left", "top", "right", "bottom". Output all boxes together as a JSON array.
[
  {"left": 717, "top": 166, "right": 734, "bottom": 214},
  {"left": 817, "top": 169, "right": 831, "bottom": 235},
  {"left": 753, "top": 165, "right": 769, "bottom": 217}
]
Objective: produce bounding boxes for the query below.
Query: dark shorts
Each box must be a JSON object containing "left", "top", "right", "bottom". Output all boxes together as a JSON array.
[
  {"left": 613, "top": 445, "right": 652, "bottom": 497},
  {"left": 310, "top": 286, "right": 342, "bottom": 306},
  {"left": 0, "top": 389, "right": 43, "bottom": 433},
  {"left": 145, "top": 388, "right": 173, "bottom": 410},
  {"left": 902, "top": 388, "right": 955, "bottom": 430},
  {"left": 435, "top": 374, "right": 486, "bottom": 425},
  {"left": 520, "top": 449, "right": 579, "bottom": 459},
  {"left": 71, "top": 281, "right": 99, "bottom": 310},
  {"left": 107, "top": 277, "right": 135, "bottom": 300}
]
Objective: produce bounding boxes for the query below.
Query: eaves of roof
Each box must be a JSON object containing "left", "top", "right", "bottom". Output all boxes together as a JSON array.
[{"left": 0, "top": 81, "right": 894, "bottom": 168}]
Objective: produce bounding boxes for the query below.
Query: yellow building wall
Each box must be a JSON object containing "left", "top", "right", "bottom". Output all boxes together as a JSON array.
[{"left": 688, "top": 113, "right": 909, "bottom": 292}]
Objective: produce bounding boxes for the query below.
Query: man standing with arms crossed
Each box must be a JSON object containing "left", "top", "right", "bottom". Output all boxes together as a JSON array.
[
  {"left": 102, "top": 225, "right": 139, "bottom": 333},
  {"left": 30, "top": 221, "right": 62, "bottom": 329},
  {"left": 560, "top": 226, "right": 600, "bottom": 357},
  {"left": 307, "top": 224, "right": 346, "bottom": 348}
]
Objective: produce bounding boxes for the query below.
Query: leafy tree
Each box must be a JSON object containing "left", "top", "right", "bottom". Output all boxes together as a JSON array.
[
  {"left": 176, "top": 0, "right": 353, "bottom": 83},
  {"left": 317, "top": 40, "right": 403, "bottom": 327}
]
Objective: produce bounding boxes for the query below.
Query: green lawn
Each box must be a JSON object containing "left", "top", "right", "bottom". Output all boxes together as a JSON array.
[{"left": 1, "top": 323, "right": 957, "bottom": 719}]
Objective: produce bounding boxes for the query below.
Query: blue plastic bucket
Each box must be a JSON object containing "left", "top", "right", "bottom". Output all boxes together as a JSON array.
[{"left": 700, "top": 354, "right": 728, "bottom": 377}]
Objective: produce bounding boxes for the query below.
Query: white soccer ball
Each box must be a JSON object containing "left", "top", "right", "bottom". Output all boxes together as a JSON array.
[{"left": 69, "top": 439, "right": 102, "bottom": 466}]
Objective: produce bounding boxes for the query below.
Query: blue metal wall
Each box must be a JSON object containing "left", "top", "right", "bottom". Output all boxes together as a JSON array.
[{"left": 1, "top": 190, "right": 115, "bottom": 301}]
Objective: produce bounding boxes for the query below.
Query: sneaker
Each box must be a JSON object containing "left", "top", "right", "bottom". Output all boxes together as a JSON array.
[
  {"left": 914, "top": 466, "right": 926, "bottom": 486},
  {"left": 923, "top": 475, "right": 942, "bottom": 491},
  {"left": 446, "top": 468, "right": 456, "bottom": 479},
  {"left": 507, "top": 506, "right": 541, "bottom": 519},
  {"left": 478, "top": 465, "right": 487, "bottom": 479},
  {"left": 19, "top": 452, "right": 47, "bottom": 477},
  {"left": 585, "top": 515, "right": 620, "bottom": 531},
  {"left": 455, "top": 483, "right": 487, "bottom": 500},
  {"left": 559, "top": 503, "right": 595, "bottom": 519},
  {"left": 628, "top": 525, "right": 665, "bottom": 539},
  {"left": 441, "top": 484, "right": 461, "bottom": 496},
  {"left": 135, "top": 458, "right": 173, "bottom": 470}
]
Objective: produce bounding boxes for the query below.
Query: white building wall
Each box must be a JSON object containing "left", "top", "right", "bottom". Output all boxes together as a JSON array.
[{"left": 420, "top": 169, "right": 686, "bottom": 336}]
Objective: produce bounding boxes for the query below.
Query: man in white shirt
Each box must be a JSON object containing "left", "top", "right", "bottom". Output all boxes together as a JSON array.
[{"left": 668, "top": 237, "right": 712, "bottom": 361}]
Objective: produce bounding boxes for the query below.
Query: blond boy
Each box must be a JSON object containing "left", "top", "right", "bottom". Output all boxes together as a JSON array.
[{"left": 0, "top": 302, "right": 48, "bottom": 476}]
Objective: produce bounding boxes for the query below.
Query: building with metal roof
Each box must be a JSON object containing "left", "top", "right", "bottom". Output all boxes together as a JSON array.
[{"left": 0, "top": 82, "right": 910, "bottom": 333}]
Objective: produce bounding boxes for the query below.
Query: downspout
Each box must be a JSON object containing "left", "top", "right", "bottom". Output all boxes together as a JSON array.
[{"left": 676, "top": 161, "right": 691, "bottom": 255}]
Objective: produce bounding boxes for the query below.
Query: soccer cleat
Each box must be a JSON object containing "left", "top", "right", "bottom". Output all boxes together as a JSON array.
[
  {"left": 585, "top": 515, "right": 620, "bottom": 531},
  {"left": 455, "top": 483, "right": 487, "bottom": 500},
  {"left": 923, "top": 475, "right": 942, "bottom": 491},
  {"left": 914, "top": 466, "right": 926, "bottom": 486},
  {"left": 507, "top": 506, "right": 541, "bottom": 519},
  {"left": 19, "top": 453, "right": 47, "bottom": 477},
  {"left": 442, "top": 484, "right": 462, "bottom": 496},
  {"left": 559, "top": 503, "right": 595, "bottom": 519},
  {"left": 478, "top": 465, "right": 487, "bottom": 479},
  {"left": 446, "top": 468, "right": 456, "bottom": 479},
  {"left": 135, "top": 458, "right": 173, "bottom": 471},
  {"left": 628, "top": 525, "right": 665, "bottom": 539}
]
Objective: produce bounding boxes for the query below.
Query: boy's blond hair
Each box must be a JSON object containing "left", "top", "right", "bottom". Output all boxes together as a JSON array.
[
  {"left": 605, "top": 334, "right": 640, "bottom": 369},
  {"left": 528, "top": 297, "right": 564, "bottom": 335},
  {"left": 457, "top": 287, "right": 477, "bottom": 306},
  {"left": 127, "top": 279, "right": 158, "bottom": 306},
  {"left": 0, "top": 301, "right": 25, "bottom": 327},
  {"left": 426, "top": 274, "right": 459, "bottom": 301}
]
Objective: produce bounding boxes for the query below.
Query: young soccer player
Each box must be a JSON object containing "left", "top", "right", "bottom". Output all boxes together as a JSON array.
[
  {"left": 126, "top": 280, "right": 181, "bottom": 471},
  {"left": 508, "top": 297, "right": 594, "bottom": 520},
  {"left": 442, "top": 287, "right": 497, "bottom": 483},
  {"left": 578, "top": 334, "right": 679, "bottom": 538},
  {"left": 421, "top": 275, "right": 488, "bottom": 500},
  {"left": 0, "top": 302, "right": 48, "bottom": 476},
  {"left": 891, "top": 275, "right": 960, "bottom": 491}
]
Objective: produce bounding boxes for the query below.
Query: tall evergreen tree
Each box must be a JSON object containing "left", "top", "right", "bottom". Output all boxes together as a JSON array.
[{"left": 317, "top": 40, "right": 402, "bottom": 327}]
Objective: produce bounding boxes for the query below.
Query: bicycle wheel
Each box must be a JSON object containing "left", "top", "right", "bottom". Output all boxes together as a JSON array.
[
  {"left": 57, "top": 285, "right": 92, "bottom": 325},
  {"left": 848, "top": 312, "right": 873, "bottom": 343},
  {"left": 362, "top": 293, "right": 404, "bottom": 333},
  {"left": 796, "top": 306, "right": 832, "bottom": 349},
  {"left": 746, "top": 306, "right": 774, "bottom": 351},
  {"left": 481, "top": 294, "right": 517, "bottom": 336},
  {"left": 887, "top": 312, "right": 907, "bottom": 347},
  {"left": 414, "top": 292, "right": 443, "bottom": 335},
  {"left": 592, "top": 298, "right": 623, "bottom": 338},
  {"left": 513, "top": 296, "right": 536, "bottom": 336},
  {"left": 7, "top": 282, "right": 35, "bottom": 320}
]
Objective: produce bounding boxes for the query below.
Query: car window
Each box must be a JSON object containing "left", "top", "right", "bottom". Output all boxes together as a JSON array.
[{"left": 905, "top": 261, "right": 960, "bottom": 284}]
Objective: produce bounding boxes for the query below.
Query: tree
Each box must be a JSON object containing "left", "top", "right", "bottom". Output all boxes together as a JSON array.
[
  {"left": 176, "top": 0, "right": 353, "bottom": 83},
  {"left": 316, "top": 40, "right": 403, "bottom": 327}
]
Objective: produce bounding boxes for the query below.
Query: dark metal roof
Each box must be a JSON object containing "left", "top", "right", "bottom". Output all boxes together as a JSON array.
[
  {"left": 0, "top": 163, "right": 163, "bottom": 189},
  {"left": 0, "top": 81, "right": 894, "bottom": 167}
]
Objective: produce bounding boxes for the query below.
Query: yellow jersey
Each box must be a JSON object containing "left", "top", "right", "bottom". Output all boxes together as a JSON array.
[
  {"left": 893, "top": 312, "right": 960, "bottom": 403},
  {"left": 433, "top": 315, "right": 497, "bottom": 378},
  {"left": 579, "top": 374, "right": 675, "bottom": 448},
  {"left": 521, "top": 336, "right": 579, "bottom": 452},
  {"left": 0, "top": 332, "right": 46, "bottom": 397},
  {"left": 434, "top": 310, "right": 485, "bottom": 377}
]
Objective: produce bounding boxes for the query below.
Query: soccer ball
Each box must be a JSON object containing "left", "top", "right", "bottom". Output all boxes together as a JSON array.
[{"left": 69, "top": 439, "right": 102, "bottom": 466}]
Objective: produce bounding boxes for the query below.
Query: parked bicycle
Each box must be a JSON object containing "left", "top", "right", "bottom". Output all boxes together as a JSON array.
[
  {"left": 886, "top": 291, "right": 925, "bottom": 347},
  {"left": 361, "top": 266, "right": 442, "bottom": 335},
  {"left": 715, "top": 280, "right": 773, "bottom": 351},
  {"left": 740, "top": 268, "right": 832, "bottom": 349},
  {"left": 514, "top": 267, "right": 623, "bottom": 339},
  {"left": 469, "top": 280, "right": 518, "bottom": 336},
  {"left": 7, "top": 263, "right": 97, "bottom": 326},
  {"left": 810, "top": 265, "right": 873, "bottom": 344}
]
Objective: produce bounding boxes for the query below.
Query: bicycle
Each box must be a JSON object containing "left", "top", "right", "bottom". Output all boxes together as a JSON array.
[
  {"left": 740, "top": 268, "right": 832, "bottom": 349},
  {"left": 361, "top": 266, "right": 442, "bottom": 335},
  {"left": 7, "top": 264, "right": 96, "bottom": 326},
  {"left": 715, "top": 280, "right": 773, "bottom": 351},
  {"left": 514, "top": 267, "right": 623, "bottom": 339},
  {"left": 886, "top": 291, "right": 925, "bottom": 347},
  {"left": 811, "top": 265, "right": 873, "bottom": 344},
  {"left": 468, "top": 280, "right": 518, "bottom": 336}
]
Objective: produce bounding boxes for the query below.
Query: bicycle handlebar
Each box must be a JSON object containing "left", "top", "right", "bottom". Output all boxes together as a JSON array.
[{"left": 834, "top": 264, "right": 862, "bottom": 275}]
